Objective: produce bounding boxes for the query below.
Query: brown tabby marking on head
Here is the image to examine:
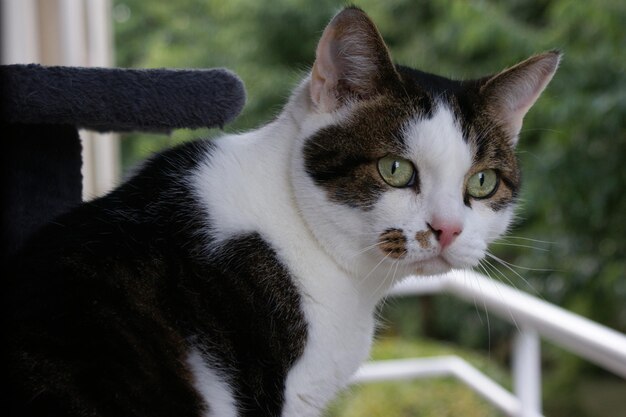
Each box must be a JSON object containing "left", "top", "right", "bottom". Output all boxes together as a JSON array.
[
  {"left": 378, "top": 228, "right": 407, "bottom": 259},
  {"left": 415, "top": 229, "right": 433, "bottom": 249},
  {"left": 304, "top": 96, "right": 429, "bottom": 209},
  {"left": 464, "top": 131, "right": 521, "bottom": 212}
]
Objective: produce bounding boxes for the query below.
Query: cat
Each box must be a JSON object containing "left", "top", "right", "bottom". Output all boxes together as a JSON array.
[{"left": 3, "top": 6, "right": 559, "bottom": 417}]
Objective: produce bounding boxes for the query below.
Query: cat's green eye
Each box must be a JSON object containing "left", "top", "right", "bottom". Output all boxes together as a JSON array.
[
  {"left": 467, "top": 169, "right": 499, "bottom": 199},
  {"left": 377, "top": 155, "right": 416, "bottom": 188}
]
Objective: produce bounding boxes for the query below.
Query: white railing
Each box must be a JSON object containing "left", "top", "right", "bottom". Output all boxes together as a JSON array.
[{"left": 352, "top": 270, "right": 626, "bottom": 417}]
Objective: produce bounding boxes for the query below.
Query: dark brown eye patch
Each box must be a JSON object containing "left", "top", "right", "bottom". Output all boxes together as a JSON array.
[{"left": 303, "top": 99, "right": 414, "bottom": 209}]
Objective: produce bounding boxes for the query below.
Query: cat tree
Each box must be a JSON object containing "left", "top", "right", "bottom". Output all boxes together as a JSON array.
[{"left": 0, "top": 64, "right": 246, "bottom": 262}]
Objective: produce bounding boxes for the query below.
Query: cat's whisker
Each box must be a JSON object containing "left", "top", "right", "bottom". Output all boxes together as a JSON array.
[
  {"left": 481, "top": 258, "right": 520, "bottom": 291},
  {"left": 520, "top": 127, "right": 563, "bottom": 135},
  {"left": 490, "top": 241, "right": 550, "bottom": 252},
  {"left": 371, "top": 256, "right": 398, "bottom": 303},
  {"left": 487, "top": 233, "right": 553, "bottom": 256},
  {"left": 485, "top": 252, "right": 545, "bottom": 299},
  {"left": 349, "top": 241, "right": 385, "bottom": 259},
  {"left": 382, "top": 259, "right": 402, "bottom": 303},
  {"left": 475, "top": 264, "right": 492, "bottom": 325},
  {"left": 358, "top": 251, "right": 392, "bottom": 287},
  {"left": 486, "top": 253, "right": 554, "bottom": 273},
  {"left": 375, "top": 259, "right": 405, "bottom": 322},
  {"left": 480, "top": 259, "right": 542, "bottom": 339},
  {"left": 478, "top": 260, "right": 522, "bottom": 332},
  {"left": 461, "top": 267, "right": 497, "bottom": 359},
  {"left": 500, "top": 236, "right": 555, "bottom": 245},
  {"left": 471, "top": 267, "right": 493, "bottom": 356}
]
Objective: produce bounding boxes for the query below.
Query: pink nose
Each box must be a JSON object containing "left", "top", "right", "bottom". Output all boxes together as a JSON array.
[{"left": 428, "top": 218, "right": 463, "bottom": 250}]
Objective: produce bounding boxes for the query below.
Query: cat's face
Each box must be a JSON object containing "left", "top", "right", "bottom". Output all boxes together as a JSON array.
[
  {"left": 290, "top": 7, "right": 558, "bottom": 282},
  {"left": 299, "top": 93, "right": 518, "bottom": 277}
]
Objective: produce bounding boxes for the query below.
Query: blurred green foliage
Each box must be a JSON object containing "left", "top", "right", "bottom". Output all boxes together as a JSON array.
[
  {"left": 325, "top": 337, "right": 509, "bottom": 417},
  {"left": 113, "top": 0, "right": 626, "bottom": 415}
]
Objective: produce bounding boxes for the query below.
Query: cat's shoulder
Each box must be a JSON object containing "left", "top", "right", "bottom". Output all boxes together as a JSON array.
[{"left": 125, "top": 137, "right": 216, "bottom": 184}]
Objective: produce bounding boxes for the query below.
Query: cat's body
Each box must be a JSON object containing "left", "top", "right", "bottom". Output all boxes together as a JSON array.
[{"left": 4, "top": 8, "right": 559, "bottom": 417}]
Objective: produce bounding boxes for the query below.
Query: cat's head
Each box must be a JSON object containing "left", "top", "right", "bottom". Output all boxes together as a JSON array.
[{"left": 289, "top": 7, "right": 559, "bottom": 285}]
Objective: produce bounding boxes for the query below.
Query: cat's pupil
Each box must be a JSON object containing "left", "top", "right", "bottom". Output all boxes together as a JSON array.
[
  {"left": 391, "top": 161, "right": 399, "bottom": 175},
  {"left": 479, "top": 172, "right": 485, "bottom": 186}
]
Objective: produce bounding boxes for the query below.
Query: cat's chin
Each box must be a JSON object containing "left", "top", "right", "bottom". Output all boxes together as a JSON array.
[{"left": 413, "top": 256, "right": 455, "bottom": 276}]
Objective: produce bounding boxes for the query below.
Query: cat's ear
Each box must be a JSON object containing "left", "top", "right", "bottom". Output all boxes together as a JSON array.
[
  {"left": 480, "top": 51, "right": 561, "bottom": 145},
  {"left": 310, "top": 7, "right": 399, "bottom": 112}
]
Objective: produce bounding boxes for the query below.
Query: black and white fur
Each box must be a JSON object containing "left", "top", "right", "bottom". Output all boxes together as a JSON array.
[{"left": 4, "top": 7, "right": 559, "bottom": 417}]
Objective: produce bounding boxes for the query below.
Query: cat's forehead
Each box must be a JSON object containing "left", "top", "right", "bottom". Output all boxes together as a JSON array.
[
  {"left": 304, "top": 88, "right": 491, "bottom": 163},
  {"left": 339, "top": 92, "right": 473, "bottom": 159},
  {"left": 401, "top": 104, "right": 472, "bottom": 172},
  {"left": 393, "top": 67, "right": 518, "bottom": 169}
]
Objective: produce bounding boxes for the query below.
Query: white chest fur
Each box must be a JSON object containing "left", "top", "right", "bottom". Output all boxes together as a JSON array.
[
  {"left": 280, "top": 264, "right": 377, "bottom": 416},
  {"left": 191, "top": 109, "right": 383, "bottom": 416}
]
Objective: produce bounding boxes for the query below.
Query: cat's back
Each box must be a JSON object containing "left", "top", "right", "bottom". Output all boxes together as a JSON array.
[
  {"left": 5, "top": 138, "right": 214, "bottom": 321},
  {"left": 4, "top": 134, "right": 309, "bottom": 417},
  {"left": 12, "top": 137, "right": 213, "bottom": 261},
  {"left": 3, "top": 139, "right": 217, "bottom": 417}
]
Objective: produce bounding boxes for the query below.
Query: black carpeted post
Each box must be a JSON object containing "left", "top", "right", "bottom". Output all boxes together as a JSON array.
[
  {"left": 0, "top": 64, "right": 246, "bottom": 261},
  {"left": 1, "top": 124, "right": 82, "bottom": 261}
]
